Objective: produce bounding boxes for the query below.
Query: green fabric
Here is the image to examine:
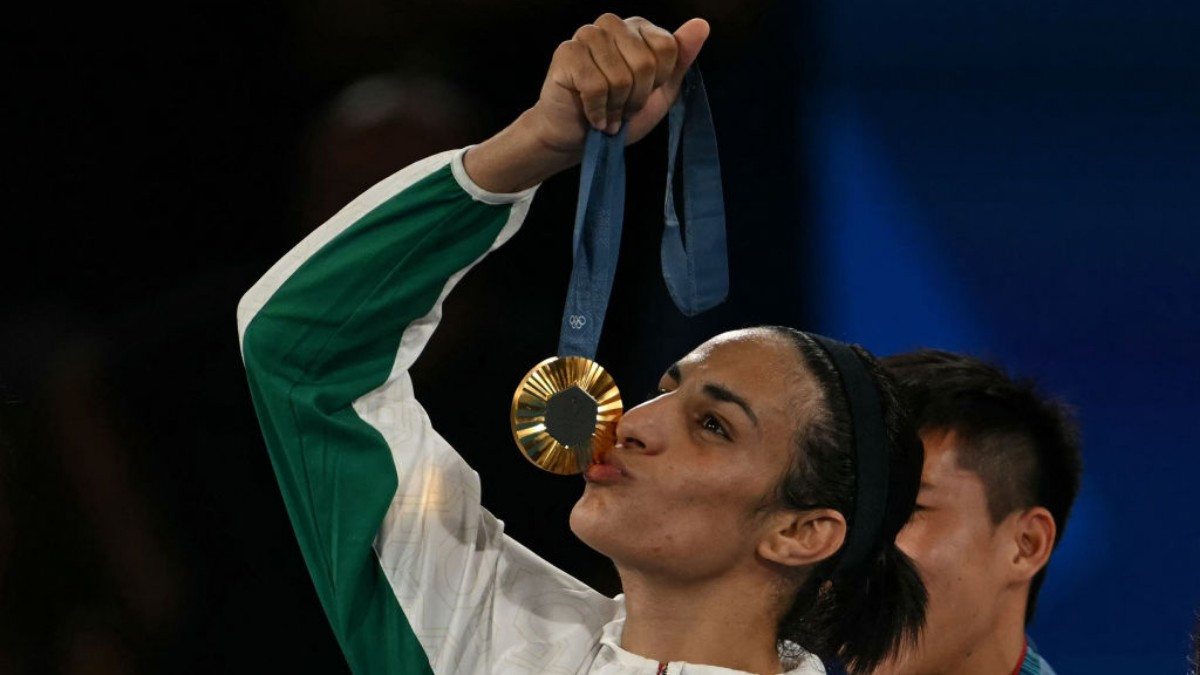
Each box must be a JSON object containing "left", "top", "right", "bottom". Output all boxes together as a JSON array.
[{"left": 241, "top": 164, "right": 513, "bottom": 675}]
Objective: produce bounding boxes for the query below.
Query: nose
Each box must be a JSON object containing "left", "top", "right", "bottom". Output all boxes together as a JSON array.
[{"left": 614, "top": 395, "right": 668, "bottom": 455}]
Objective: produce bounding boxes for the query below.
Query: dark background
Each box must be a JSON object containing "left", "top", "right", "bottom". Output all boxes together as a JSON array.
[{"left": 2, "top": 1, "right": 1197, "bottom": 673}]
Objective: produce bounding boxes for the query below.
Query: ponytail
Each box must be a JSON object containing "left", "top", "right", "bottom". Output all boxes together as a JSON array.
[{"left": 830, "top": 543, "right": 926, "bottom": 672}]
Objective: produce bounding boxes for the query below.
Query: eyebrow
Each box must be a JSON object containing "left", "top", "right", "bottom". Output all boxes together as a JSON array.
[
  {"left": 665, "top": 362, "right": 760, "bottom": 428},
  {"left": 666, "top": 363, "right": 682, "bottom": 382}
]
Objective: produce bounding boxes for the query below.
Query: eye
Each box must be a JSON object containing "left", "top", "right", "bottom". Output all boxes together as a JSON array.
[
  {"left": 644, "top": 386, "right": 671, "bottom": 403},
  {"left": 700, "top": 413, "right": 730, "bottom": 439}
]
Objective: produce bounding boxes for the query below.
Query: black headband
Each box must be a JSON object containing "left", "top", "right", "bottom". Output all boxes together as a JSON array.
[{"left": 808, "top": 333, "right": 890, "bottom": 573}]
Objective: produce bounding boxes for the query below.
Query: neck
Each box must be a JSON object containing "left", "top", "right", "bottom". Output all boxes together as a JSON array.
[
  {"left": 947, "top": 621, "right": 1026, "bottom": 675},
  {"left": 617, "top": 567, "right": 785, "bottom": 675},
  {"left": 919, "top": 600, "right": 1029, "bottom": 675}
]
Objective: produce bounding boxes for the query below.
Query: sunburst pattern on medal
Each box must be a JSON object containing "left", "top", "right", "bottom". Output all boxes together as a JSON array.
[{"left": 510, "top": 356, "right": 623, "bottom": 475}]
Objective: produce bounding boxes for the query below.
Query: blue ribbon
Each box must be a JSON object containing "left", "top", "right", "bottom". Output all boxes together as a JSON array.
[{"left": 558, "top": 67, "right": 728, "bottom": 360}]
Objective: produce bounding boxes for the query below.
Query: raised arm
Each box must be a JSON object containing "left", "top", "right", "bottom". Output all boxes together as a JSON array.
[
  {"left": 238, "top": 14, "right": 708, "bottom": 675},
  {"left": 239, "top": 150, "right": 536, "bottom": 674}
]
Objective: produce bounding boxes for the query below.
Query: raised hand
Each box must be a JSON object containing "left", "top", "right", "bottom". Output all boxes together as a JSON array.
[
  {"left": 533, "top": 14, "right": 710, "bottom": 151},
  {"left": 465, "top": 14, "right": 709, "bottom": 193}
]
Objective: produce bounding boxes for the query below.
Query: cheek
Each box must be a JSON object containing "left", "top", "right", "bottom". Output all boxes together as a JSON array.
[
  {"left": 574, "top": 460, "right": 768, "bottom": 554},
  {"left": 898, "top": 518, "right": 976, "bottom": 585},
  {"left": 655, "top": 460, "right": 777, "bottom": 542},
  {"left": 667, "top": 453, "right": 768, "bottom": 504}
]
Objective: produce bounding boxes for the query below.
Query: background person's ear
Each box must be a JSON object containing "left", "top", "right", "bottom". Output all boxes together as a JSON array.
[
  {"left": 1007, "top": 506, "right": 1056, "bottom": 582},
  {"left": 758, "top": 508, "right": 847, "bottom": 568}
]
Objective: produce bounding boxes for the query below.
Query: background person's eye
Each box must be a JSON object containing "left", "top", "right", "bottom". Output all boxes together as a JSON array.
[{"left": 644, "top": 387, "right": 670, "bottom": 403}]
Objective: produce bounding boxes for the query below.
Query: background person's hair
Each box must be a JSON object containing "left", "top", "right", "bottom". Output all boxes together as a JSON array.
[
  {"left": 765, "top": 327, "right": 927, "bottom": 674},
  {"left": 880, "top": 349, "right": 1082, "bottom": 624}
]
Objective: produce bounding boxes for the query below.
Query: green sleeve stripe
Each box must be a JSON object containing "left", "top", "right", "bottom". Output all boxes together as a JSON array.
[{"left": 240, "top": 156, "right": 525, "bottom": 674}]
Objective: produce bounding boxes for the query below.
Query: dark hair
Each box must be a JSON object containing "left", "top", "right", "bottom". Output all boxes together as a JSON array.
[
  {"left": 879, "top": 349, "right": 1082, "bottom": 624},
  {"left": 765, "top": 327, "right": 927, "bottom": 674}
]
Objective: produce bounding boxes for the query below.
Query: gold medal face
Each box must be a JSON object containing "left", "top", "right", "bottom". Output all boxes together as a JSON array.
[{"left": 510, "top": 356, "right": 623, "bottom": 475}]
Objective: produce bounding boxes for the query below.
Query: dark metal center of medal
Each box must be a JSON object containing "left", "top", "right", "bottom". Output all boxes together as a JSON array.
[{"left": 544, "top": 384, "right": 599, "bottom": 448}]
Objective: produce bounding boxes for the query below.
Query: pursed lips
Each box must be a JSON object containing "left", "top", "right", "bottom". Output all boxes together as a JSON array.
[{"left": 585, "top": 447, "right": 631, "bottom": 483}]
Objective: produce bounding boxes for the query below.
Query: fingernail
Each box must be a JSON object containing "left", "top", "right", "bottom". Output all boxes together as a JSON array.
[
  {"left": 595, "top": 118, "right": 608, "bottom": 131},
  {"left": 605, "top": 119, "right": 622, "bottom": 135}
]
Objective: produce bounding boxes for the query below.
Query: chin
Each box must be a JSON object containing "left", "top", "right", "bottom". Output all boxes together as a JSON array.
[
  {"left": 568, "top": 489, "right": 622, "bottom": 559},
  {"left": 568, "top": 491, "right": 600, "bottom": 545}
]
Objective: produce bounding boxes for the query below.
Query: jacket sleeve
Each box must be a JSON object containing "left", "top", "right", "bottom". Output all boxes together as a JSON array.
[{"left": 238, "top": 149, "right": 613, "bottom": 675}]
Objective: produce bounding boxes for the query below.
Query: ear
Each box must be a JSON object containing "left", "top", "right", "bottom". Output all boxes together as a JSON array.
[
  {"left": 758, "top": 508, "right": 847, "bottom": 568},
  {"left": 1005, "top": 506, "right": 1056, "bottom": 582}
]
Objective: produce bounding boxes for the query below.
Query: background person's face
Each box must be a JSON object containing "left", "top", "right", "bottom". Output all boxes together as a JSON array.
[
  {"left": 882, "top": 429, "right": 1014, "bottom": 674},
  {"left": 569, "top": 329, "right": 821, "bottom": 582}
]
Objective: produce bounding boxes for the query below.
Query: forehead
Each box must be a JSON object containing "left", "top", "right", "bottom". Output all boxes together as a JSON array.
[
  {"left": 676, "top": 329, "right": 818, "bottom": 418},
  {"left": 919, "top": 429, "right": 990, "bottom": 501},
  {"left": 679, "top": 329, "right": 800, "bottom": 374}
]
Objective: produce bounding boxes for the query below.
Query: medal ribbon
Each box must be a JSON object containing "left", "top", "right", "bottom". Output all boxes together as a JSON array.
[{"left": 557, "top": 67, "right": 728, "bottom": 360}]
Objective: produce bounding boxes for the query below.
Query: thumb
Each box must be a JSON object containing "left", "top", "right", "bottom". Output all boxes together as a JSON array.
[
  {"left": 671, "top": 18, "right": 710, "bottom": 80},
  {"left": 622, "top": 18, "right": 711, "bottom": 145}
]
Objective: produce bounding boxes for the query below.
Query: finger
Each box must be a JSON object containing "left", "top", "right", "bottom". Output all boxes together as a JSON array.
[
  {"left": 596, "top": 15, "right": 660, "bottom": 120},
  {"left": 551, "top": 39, "right": 611, "bottom": 130},
  {"left": 670, "top": 18, "right": 710, "bottom": 81},
  {"left": 620, "top": 18, "right": 709, "bottom": 145},
  {"left": 628, "top": 17, "right": 678, "bottom": 90},
  {"left": 574, "top": 23, "right": 634, "bottom": 132}
]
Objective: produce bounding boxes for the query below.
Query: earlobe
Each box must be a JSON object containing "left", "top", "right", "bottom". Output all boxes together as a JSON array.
[
  {"left": 758, "top": 509, "right": 847, "bottom": 568},
  {"left": 1009, "top": 507, "right": 1056, "bottom": 581}
]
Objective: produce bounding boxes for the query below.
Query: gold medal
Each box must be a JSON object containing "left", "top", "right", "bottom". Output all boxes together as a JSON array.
[{"left": 510, "top": 356, "right": 623, "bottom": 474}]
